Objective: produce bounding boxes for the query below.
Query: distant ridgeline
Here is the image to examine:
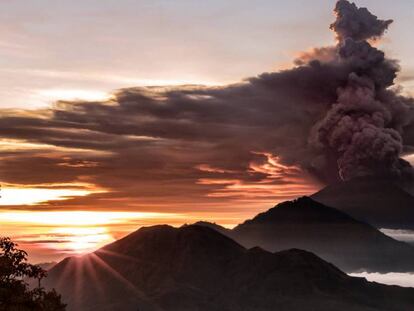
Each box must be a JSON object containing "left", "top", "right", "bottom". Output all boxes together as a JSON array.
[
  {"left": 44, "top": 224, "right": 414, "bottom": 311},
  {"left": 42, "top": 183, "right": 414, "bottom": 311},
  {"left": 201, "top": 196, "right": 414, "bottom": 273}
]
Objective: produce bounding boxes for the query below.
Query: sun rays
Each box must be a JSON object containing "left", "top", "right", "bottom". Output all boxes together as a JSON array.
[
  {"left": 49, "top": 249, "right": 151, "bottom": 309},
  {"left": 1, "top": 210, "right": 184, "bottom": 261}
]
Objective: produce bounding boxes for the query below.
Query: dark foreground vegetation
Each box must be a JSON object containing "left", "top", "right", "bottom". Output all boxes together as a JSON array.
[{"left": 0, "top": 237, "right": 66, "bottom": 311}]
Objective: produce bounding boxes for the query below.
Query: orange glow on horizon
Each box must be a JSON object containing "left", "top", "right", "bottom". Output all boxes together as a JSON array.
[
  {"left": 1, "top": 210, "right": 187, "bottom": 261},
  {"left": 0, "top": 188, "right": 90, "bottom": 206},
  {"left": 0, "top": 210, "right": 184, "bottom": 226},
  {"left": 49, "top": 227, "right": 114, "bottom": 253},
  {"left": 0, "top": 183, "right": 104, "bottom": 206},
  {"left": 0, "top": 151, "right": 320, "bottom": 262}
]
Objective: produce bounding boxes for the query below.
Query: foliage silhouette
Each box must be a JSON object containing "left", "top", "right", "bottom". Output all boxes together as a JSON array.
[{"left": 0, "top": 237, "right": 66, "bottom": 311}]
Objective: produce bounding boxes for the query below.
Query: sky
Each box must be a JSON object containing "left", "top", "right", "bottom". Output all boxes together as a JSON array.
[{"left": 1, "top": 0, "right": 414, "bottom": 262}]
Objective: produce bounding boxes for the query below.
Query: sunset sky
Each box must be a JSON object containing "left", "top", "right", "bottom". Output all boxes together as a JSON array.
[{"left": 1, "top": 0, "right": 414, "bottom": 262}]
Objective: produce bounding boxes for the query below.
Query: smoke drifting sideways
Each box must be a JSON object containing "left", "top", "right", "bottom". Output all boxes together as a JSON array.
[{"left": 1, "top": 0, "right": 414, "bottom": 203}]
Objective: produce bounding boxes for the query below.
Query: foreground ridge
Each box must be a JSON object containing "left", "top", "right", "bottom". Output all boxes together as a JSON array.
[{"left": 45, "top": 224, "right": 414, "bottom": 311}]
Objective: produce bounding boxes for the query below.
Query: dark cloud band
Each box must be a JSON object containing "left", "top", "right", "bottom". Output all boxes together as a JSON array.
[{"left": 0, "top": 1, "right": 413, "bottom": 211}]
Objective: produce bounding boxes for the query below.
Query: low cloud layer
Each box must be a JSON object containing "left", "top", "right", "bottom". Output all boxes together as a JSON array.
[
  {"left": 0, "top": 0, "right": 414, "bottom": 214},
  {"left": 350, "top": 272, "right": 414, "bottom": 288},
  {"left": 381, "top": 229, "right": 414, "bottom": 245}
]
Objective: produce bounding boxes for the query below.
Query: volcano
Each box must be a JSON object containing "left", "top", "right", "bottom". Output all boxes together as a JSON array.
[
  {"left": 44, "top": 224, "right": 414, "bottom": 311},
  {"left": 311, "top": 179, "right": 414, "bottom": 230},
  {"left": 227, "top": 197, "right": 414, "bottom": 273}
]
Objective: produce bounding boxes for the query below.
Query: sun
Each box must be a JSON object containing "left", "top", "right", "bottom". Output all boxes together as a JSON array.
[
  {"left": 0, "top": 210, "right": 185, "bottom": 258},
  {"left": 52, "top": 227, "right": 114, "bottom": 253}
]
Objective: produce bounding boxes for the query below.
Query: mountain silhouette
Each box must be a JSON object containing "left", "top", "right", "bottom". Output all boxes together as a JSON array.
[
  {"left": 311, "top": 179, "right": 414, "bottom": 230},
  {"left": 198, "top": 197, "right": 414, "bottom": 272},
  {"left": 45, "top": 224, "right": 414, "bottom": 311}
]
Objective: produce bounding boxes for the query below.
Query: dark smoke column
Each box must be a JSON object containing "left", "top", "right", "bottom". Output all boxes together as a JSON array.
[{"left": 312, "top": 0, "right": 413, "bottom": 181}]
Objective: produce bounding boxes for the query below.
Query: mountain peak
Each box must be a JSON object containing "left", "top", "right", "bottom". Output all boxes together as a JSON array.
[
  {"left": 235, "top": 196, "right": 357, "bottom": 228},
  {"left": 101, "top": 224, "right": 245, "bottom": 269},
  {"left": 312, "top": 179, "right": 414, "bottom": 230},
  {"left": 230, "top": 196, "right": 414, "bottom": 272},
  {"left": 45, "top": 222, "right": 414, "bottom": 311},
  {"left": 190, "top": 221, "right": 229, "bottom": 234}
]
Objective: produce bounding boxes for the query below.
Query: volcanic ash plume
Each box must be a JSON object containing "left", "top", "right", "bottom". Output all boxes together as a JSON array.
[
  {"left": 1, "top": 0, "right": 414, "bottom": 202},
  {"left": 311, "top": 0, "right": 414, "bottom": 181}
]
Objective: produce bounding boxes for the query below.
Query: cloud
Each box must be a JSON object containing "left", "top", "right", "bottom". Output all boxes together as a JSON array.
[
  {"left": 0, "top": 68, "right": 335, "bottom": 211},
  {"left": 350, "top": 272, "right": 414, "bottom": 288},
  {"left": 0, "top": 1, "right": 413, "bottom": 214},
  {"left": 381, "top": 229, "right": 414, "bottom": 244},
  {"left": 330, "top": 0, "right": 393, "bottom": 41}
]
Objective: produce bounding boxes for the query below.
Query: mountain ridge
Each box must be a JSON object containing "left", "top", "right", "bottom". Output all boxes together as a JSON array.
[
  {"left": 45, "top": 224, "right": 414, "bottom": 311},
  {"left": 198, "top": 196, "right": 414, "bottom": 273}
]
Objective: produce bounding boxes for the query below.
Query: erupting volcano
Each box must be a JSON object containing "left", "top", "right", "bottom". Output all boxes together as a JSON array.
[{"left": 3, "top": 1, "right": 414, "bottom": 310}]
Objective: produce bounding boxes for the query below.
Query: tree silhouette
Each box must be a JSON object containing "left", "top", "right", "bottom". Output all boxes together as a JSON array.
[{"left": 0, "top": 237, "right": 66, "bottom": 311}]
